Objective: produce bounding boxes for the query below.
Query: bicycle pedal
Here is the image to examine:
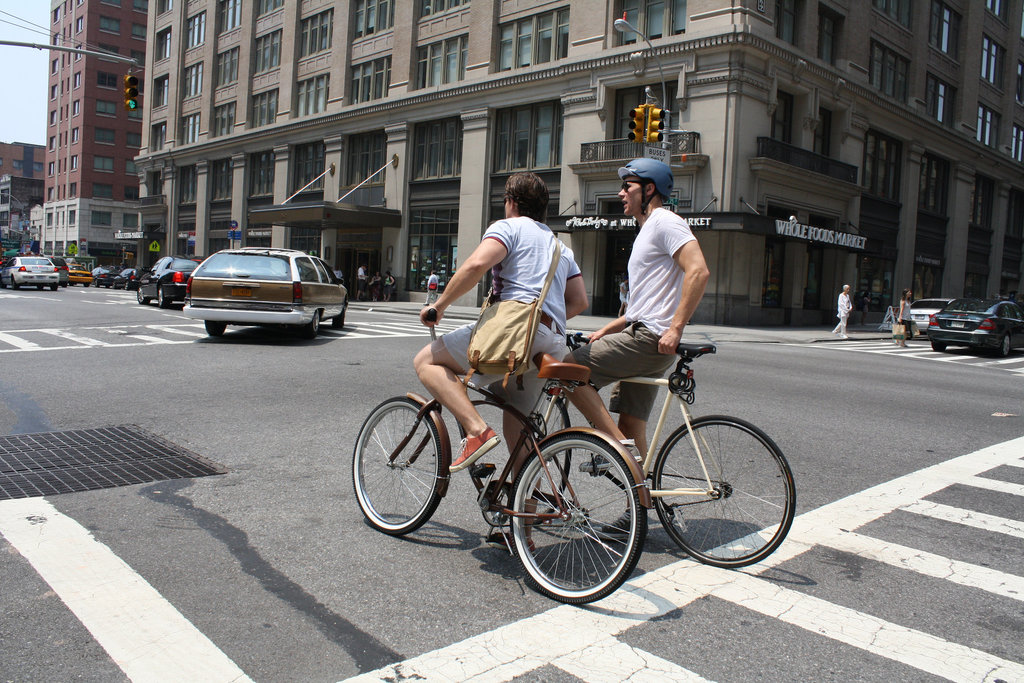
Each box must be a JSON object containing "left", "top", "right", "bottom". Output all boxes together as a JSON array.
[
  {"left": 578, "top": 456, "right": 612, "bottom": 475},
  {"left": 469, "top": 462, "right": 496, "bottom": 479}
]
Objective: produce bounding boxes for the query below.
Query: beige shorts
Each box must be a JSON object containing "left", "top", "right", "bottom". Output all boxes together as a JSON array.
[{"left": 568, "top": 322, "right": 674, "bottom": 419}]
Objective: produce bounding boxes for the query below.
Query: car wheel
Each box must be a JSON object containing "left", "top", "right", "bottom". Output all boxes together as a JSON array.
[
  {"left": 204, "top": 320, "right": 227, "bottom": 337},
  {"left": 157, "top": 285, "right": 171, "bottom": 309},
  {"left": 61, "top": 283, "right": 68, "bottom": 288},
  {"left": 37, "top": 285, "right": 43, "bottom": 290},
  {"left": 84, "top": 282, "right": 90, "bottom": 287},
  {"left": 137, "top": 287, "right": 151, "bottom": 305},
  {"left": 11, "top": 281, "right": 19, "bottom": 290},
  {"left": 301, "top": 310, "right": 321, "bottom": 339},
  {"left": 50, "top": 284, "right": 58, "bottom": 291},
  {"left": 332, "top": 306, "right": 346, "bottom": 329},
  {"left": 930, "top": 341, "right": 947, "bottom": 352},
  {"left": 997, "top": 333, "right": 1011, "bottom": 358}
]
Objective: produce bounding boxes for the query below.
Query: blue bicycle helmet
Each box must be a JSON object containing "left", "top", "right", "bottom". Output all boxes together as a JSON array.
[{"left": 617, "top": 158, "right": 674, "bottom": 199}]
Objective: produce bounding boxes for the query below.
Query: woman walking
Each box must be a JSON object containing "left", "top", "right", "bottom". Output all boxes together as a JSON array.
[
  {"left": 831, "top": 284, "right": 853, "bottom": 338},
  {"left": 896, "top": 288, "right": 913, "bottom": 347}
]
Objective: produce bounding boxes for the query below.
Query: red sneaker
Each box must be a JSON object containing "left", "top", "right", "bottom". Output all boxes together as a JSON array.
[{"left": 451, "top": 427, "right": 499, "bottom": 472}]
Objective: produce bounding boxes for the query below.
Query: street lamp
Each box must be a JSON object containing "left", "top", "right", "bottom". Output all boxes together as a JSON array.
[{"left": 613, "top": 14, "right": 670, "bottom": 140}]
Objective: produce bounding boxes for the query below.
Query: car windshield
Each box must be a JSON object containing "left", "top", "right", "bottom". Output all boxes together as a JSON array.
[
  {"left": 170, "top": 258, "right": 199, "bottom": 271},
  {"left": 196, "top": 253, "right": 291, "bottom": 281},
  {"left": 944, "top": 299, "right": 998, "bottom": 314}
]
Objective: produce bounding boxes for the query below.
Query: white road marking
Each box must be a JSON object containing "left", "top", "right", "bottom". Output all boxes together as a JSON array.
[
  {"left": 36, "top": 329, "right": 107, "bottom": 346},
  {"left": 552, "top": 637, "right": 710, "bottom": 682},
  {"left": 145, "top": 324, "right": 207, "bottom": 337},
  {"left": 0, "top": 331, "right": 40, "bottom": 350},
  {"left": 902, "top": 500, "right": 1024, "bottom": 539},
  {"left": 0, "top": 497, "right": 252, "bottom": 683}
]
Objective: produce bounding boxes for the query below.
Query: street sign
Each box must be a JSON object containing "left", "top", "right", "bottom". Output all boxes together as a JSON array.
[
  {"left": 148, "top": 240, "right": 160, "bottom": 252},
  {"left": 67, "top": 243, "right": 78, "bottom": 256},
  {"left": 229, "top": 220, "right": 238, "bottom": 229},
  {"left": 644, "top": 144, "right": 669, "bottom": 164}
]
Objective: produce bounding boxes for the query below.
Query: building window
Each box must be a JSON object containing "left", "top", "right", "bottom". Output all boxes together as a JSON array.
[
  {"left": 93, "top": 183, "right": 113, "bottom": 199},
  {"left": 99, "top": 16, "right": 121, "bottom": 33},
  {"left": 416, "top": 35, "right": 468, "bottom": 89},
  {"left": 156, "top": 28, "right": 171, "bottom": 60},
  {"left": 775, "top": 0, "right": 798, "bottom": 44},
  {"left": 972, "top": 175, "right": 994, "bottom": 228},
  {"left": 74, "top": 72, "right": 81, "bottom": 88},
  {"left": 493, "top": 101, "right": 563, "bottom": 172},
  {"left": 1011, "top": 124, "right": 1024, "bottom": 163},
  {"left": 249, "top": 150, "right": 275, "bottom": 196},
  {"left": 96, "top": 100, "right": 115, "bottom": 115},
  {"left": 123, "top": 210, "right": 138, "bottom": 225},
  {"left": 761, "top": 240, "right": 785, "bottom": 307},
  {"left": 617, "top": 0, "right": 686, "bottom": 44},
  {"left": 771, "top": 90, "right": 794, "bottom": 144},
  {"left": 928, "top": 1, "right": 960, "bottom": 59},
  {"left": 127, "top": 132, "right": 141, "bottom": 147},
  {"left": 872, "top": 0, "right": 911, "bottom": 27},
  {"left": 183, "top": 63, "right": 203, "bottom": 98},
  {"left": 925, "top": 74, "right": 955, "bottom": 127},
  {"left": 92, "top": 211, "right": 113, "bottom": 226},
  {"left": 257, "top": 0, "right": 283, "bottom": 16},
  {"left": 348, "top": 131, "right": 387, "bottom": 187},
  {"left": 985, "top": 0, "right": 1005, "bottom": 20},
  {"left": 157, "top": 0, "right": 171, "bottom": 14},
  {"left": 1017, "top": 62, "right": 1023, "bottom": 104},
  {"left": 296, "top": 75, "right": 329, "bottom": 117},
  {"left": 218, "top": 0, "right": 242, "bottom": 32},
  {"left": 419, "top": 0, "right": 467, "bottom": 18},
  {"left": 870, "top": 41, "right": 909, "bottom": 102},
  {"left": 216, "top": 48, "right": 239, "bottom": 87},
  {"left": 981, "top": 36, "right": 1004, "bottom": 87},
  {"left": 354, "top": 0, "right": 394, "bottom": 38},
  {"left": 254, "top": 31, "right": 282, "bottom": 73},
  {"left": 813, "top": 107, "right": 832, "bottom": 157},
  {"left": 187, "top": 12, "right": 206, "bottom": 48},
  {"left": 151, "top": 122, "right": 166, "bottom": 149},
  {"left": 977, "top": 104, "right": 999, "bottom": 147},
  {"left": 179, "top": 165, "right": 197, "bottom": 203},
  {"left": 918, "top": 154, "right": 949, "bottom": 215},
  {"left": 213, "top": 102, "right": 235, "bottom": 136},
  {"left": 412, "top": 118, "right": 462, "bottom": 179},
  {"left": 132, "top": 23, "right": 146, "bottom": 39},
  {"left": 863, "top": 129, "right": 902, "bottom": 200},
  {"left": 300, "top": 9, "right": 333, "bottom": 57},
  {"left": 95, "top": 128, "right": 115, "bottom": 144},
  {"left": 498, "top": 8, "right": 569, "bottom": 71},
  {"left": 210, "top": 159, "right": 232, "bottom": 200},
  {"left": 818, "top": 6, "right": 840, "bottom": 65},
  {"left": 126, "top": 160, "right": 137, "bottom": 175},
  {"left": 251, "top": 90, "right": 278, "bottom": 127},
  {"left": 351, "top": 57, "right": 391, "bottom": 103},
  {"left": 293, "top": 142, "right": 326, "bottom": 192},
  {"left": 153, "top": 75, "right": 169, "bottom": 107},
  {"left": 408, "top": 208, "right": 458, "bottom": 292},
  {"left": 181, "top": 113, "right": 201, "bottom": 144},
  {"left": 97, "top": 71, "right": 118, "bottom": 88}
]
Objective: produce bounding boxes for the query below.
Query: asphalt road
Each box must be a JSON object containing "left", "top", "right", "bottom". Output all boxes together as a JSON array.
[{"left": 1, "top": 285, "right": 1022, "bottom": 682}]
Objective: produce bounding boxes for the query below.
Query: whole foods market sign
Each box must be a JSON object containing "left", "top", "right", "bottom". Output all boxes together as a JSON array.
[{"left": 775, "top": 217, "right": 866, "bottom": 250}]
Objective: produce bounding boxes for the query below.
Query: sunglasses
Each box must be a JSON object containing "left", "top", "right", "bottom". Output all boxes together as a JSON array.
[{"left": 620, "top": 180, "right": 640, "bottom": 192}]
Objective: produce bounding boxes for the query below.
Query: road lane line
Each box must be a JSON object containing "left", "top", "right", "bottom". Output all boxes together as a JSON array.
[
  {"left": 145, "top": 324, "right": 207, "bottom": 337},
  {"left": 902, "top": 500, "right": 1024, "bottom": 539},
  {"left": 0, "top": 497, "right": 252, "bottom": 683}
]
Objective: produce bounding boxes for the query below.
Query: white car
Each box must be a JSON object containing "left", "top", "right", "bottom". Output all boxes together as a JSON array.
[
  {"left": 0, "top": 256, "right": 60, "bottom": 290},
  {"left": 910, "top": 298, "right": 954, "bottom": 332}
]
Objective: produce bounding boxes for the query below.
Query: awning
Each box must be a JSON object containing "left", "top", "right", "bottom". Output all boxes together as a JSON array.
[{"left": 247, "top": 200, "right": 401, "bottom": 232}]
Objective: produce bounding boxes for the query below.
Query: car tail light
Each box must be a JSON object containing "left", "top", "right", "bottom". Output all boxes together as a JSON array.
[
  {"left": 978, "top": 318, "right": 996, "bottom": 331},
  {"left": 53, "top": 267, "right": 59, "bottom": 272},
  {"left": 185, "top": 275, "right": 192, "bottom": 297},
  {"left": 292, "top": 281, "right": 303, "bottom": 304},
  {"left": 172, "top": 270, "right": 188, "bottom": 284},
  {"left": 928, "top": 314, "right": 938, "bottom": 327},
  {"left": 18, "top": 266, "right": 26, "bottom": 272}
]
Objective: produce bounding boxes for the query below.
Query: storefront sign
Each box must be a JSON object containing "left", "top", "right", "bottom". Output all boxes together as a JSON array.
[
  {"left": 915, "top": 255, "right": 942, "bottom": 266},
  {"left": 774, "top": 218, "right": 866, "bottom": 250},
  {"left": 115, "top": 231, "right": 144, "bottom": 240},
  {"left": 563, "top": 216, "right": 638, "bottom": 231}
]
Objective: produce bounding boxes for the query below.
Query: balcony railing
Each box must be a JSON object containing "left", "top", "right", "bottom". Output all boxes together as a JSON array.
[
  {"left": 139, "top": 194, "right": 166, "bottom": 207},
  {"left": 756, "top": 137, "right": 858, "bottom": 184},
  {"left": 580, "top": 133, "right": 701, "bottom": 163}
]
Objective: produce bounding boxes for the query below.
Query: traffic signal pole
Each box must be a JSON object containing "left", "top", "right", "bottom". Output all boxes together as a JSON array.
[{"left": 0, "top": 40, "right": 140, "bottom": 66}]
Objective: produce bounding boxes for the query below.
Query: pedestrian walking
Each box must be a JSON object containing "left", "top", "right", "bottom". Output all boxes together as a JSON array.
[
  {"left": 617, "top": 277, "right": 629, "bottom": 316},
  {"left": 357, "top": 264, "right": 367, "bottom": 301},
  {"left": 383, "top": 271, "right": 395, "bottom": 301},
  {"left": 896, "top": 288, "right": 913, "bottom": 347},
  {"left": 425, "top": 269, "right": 440, "bottom": 306},
  {"left": 369, "top": 271, "right": 382, "bottom": 301},
  {"left": 858, "top": 290, "right": 870, "bottom": 325},
  {"left": 832, "top": 284, "right": 853, "bottom": 339}
]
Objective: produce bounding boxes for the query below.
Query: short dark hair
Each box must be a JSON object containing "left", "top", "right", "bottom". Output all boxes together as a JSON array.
[{"left": 504, "top": 172, "right": 549, "bottom": 222}]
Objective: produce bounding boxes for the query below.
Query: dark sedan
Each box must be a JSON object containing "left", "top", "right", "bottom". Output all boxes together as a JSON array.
[
  {"left": 92, "top": 266, "right": 117, "bottom": 288},
  {"left": 136, "top": 257, "right": 199, "bottom": 308},
  {"left": 113, "top": 268, "right": 143, "bottom": 290},
  {"left": 927, "top": 298, "right": 1024, "bottom": 357}
]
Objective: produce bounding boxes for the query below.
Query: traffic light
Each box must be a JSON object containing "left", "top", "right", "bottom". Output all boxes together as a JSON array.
[
  {"left": 646, "top": 107, "right": 667, "bottom": 143},
  {"left": 628, "top": 104, "right": 648, "bottom": 142},
  {"left": 123, "top": 74, "right": 139, "bottom": 111}
]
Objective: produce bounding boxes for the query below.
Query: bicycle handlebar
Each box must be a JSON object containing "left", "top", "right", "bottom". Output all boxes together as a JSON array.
[{"left": 424, "top": 307, "right": 438, "bottom": 340}]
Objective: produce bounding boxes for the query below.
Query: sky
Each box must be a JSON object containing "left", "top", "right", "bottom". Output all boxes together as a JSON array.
[{"left": 0, "top": 3, "right": 54, "bottom": 146}]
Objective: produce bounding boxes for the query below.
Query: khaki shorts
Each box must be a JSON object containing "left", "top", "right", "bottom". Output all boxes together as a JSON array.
[{"left": 568, "top": 322, "right": 674, "bottom": 419}]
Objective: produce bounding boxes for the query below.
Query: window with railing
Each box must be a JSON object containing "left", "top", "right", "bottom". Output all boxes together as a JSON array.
[
  {"left": 918, "top": 154, "right": 949, "bottom": 215},
  {"left": 354, "top": 0, "right": 393, "bottom": 38},
  {"left": 211, "top": 159, "right": 232, "bottom": 200},
  {"left": 249, "top": 150, "right": 275, "bottom": 196},
  {"left": 183, "top": 62, "right": 203, "bottom": 98},
  {"left": 863, "top": 129, "right": 902, "bottom": 200},
  {"left": 925, "top": 74, "right": 955, "bottom": 127},
  {"left": 413, "top": 118, "right": 462, "bottom": 179},
  {"left": 213, "top": 102, "right": 235, "bottom": 137},
  {"left": 217, "top": 48, "right": 238, "bottom": 87},
  {"left": 296, "top": 75, "right": 329, "bottom": 117},
  {"left": 977, "top": 104, "right": 999, "bottom": 147},
  {"left": 872, "top": 0, "right": 911, "bottom": 27},
  {"left": 616, "top": 0, "right": 686, "bottom": 44},
  {"left": 293, "top": 141, "right": 326, "bottom": 192},
  {"left": 870, "top": 41, "right": 909, "bottom": 101},
  {"left": 351, "top": 57, "right": 390, "bottom": 103},
  {"left": 416, "top": 35, "right": 467, "bottom": 88},
  {"left": 928, "top": 1, "right": 959, "bottom": 59},
  {"left": 181, "top": 113, "right": 200, "bottom": 144},
  {"left": 981, "top": 35, "right": 1004, "bottom": 87},
  {"left": 300, "top": 9, "right": 333, "bottom": 57},
  {"left": 498, "top": 8, "right": 569, "bottom": 71},
  {"left": 254, "top": 31, "right": 282, "bottom": 73},
  {"left": 251, "top": 90, "right": 278, "bottom": 127},
  {"left": 493, "top": 101, "right": 562, "bottom": 171},
  {"left": 187, "top": 12, "right": 205, "bottom": 48},
  {"left": 179, "top": 165, "right": 196, "bottom": 203}
]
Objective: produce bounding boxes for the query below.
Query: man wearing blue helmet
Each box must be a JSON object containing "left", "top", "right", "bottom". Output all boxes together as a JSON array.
[{"left": 567, "top": 158, "right": 710, "bottom": 460}]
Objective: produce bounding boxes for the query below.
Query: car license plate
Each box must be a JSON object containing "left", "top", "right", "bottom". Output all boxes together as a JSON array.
[
  {"left": 951, "top": 320, "right": 965, "bottom": 328},
  {"left": 231, "top": 287, "right": 253, "bottom": 297}
]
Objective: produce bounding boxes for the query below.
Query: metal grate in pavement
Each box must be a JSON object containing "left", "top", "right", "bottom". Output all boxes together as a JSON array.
[{"left": 0, "top": 425, "right": 227, "bottom": 501}]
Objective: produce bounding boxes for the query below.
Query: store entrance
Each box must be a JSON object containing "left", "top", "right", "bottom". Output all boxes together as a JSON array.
[
  {"left": 601, "top": 232, "right": 634, "bottom": 316},
  {"left": 337, "top": 248, "right": 380, "bottom": 300}
]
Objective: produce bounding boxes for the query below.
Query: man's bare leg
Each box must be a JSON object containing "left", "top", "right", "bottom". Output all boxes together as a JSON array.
[{"left": 413, "top": 340, "right": 489, "bottom": 438}]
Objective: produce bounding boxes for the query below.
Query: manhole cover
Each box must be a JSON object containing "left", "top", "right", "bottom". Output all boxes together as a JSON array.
[{"left": 0, "top": 425, "right": 227, "bottom": 501}]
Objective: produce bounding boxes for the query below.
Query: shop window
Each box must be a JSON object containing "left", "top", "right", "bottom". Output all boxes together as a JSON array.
[
  {"left": 289, "top": 227, "right": 320, "bottom": 255},
  {"left": 762, "top": 240, "right": 785, "bottom": 308},
  {"left": 913, "top": 263, "right": 942, "bottom": 299},
  {"left": 963, "top": 272, "right": 987, "bottom": 298},
  {"left": 803, "top": 246, "right": 823, "bottom": 309},
  {"left": 856, "top": 255, "right": 893, "bottom": 312},
  {"left": 408, "top": 208, "right": 458, "bottom": 292}
]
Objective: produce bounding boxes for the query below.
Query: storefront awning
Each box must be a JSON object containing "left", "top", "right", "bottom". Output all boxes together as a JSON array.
[{"left": 247, "top": 200, "right": 401, "bottom": 232}]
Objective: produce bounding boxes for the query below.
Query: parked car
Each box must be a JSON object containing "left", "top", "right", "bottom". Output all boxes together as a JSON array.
[
  {"left": 67, "top": 263, "right": 93, "bottom": 286},
  {"left": 136, "top": 257, "right": 200, "bottom": 308},
  {"left": 49, "top": 256, "right": 71, "bottom": 287},
  {"left": 92, "top": 266, "right": 117, "bottom": 287},
  {"left": 909, "top": 297, "right": 954, "bottom": 334},
  {"left": 113, "top": 267, "right": 143, "bottom": 290},
  {"left": 0, "top": 256, "right": 59, "bottom": 290},
  {"left": 927, "top": 298, "right": 1024, "bottom": 357},
  {"left": 183, "top": 248, "right": 348, "bottom": 339}
]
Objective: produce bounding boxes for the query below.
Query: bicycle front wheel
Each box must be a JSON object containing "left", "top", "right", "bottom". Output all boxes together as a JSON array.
[
  {"left": 352, "top": 396, "right": 444, "bottom": 535},
  {"left": 510, "top": 432, "right": 646, "bottom": 604},
  {"left": 652, "top": 415, "right": 795, "bottom": 568}
]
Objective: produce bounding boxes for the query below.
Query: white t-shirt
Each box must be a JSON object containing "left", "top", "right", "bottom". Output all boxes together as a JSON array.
[
  {"left": 427, "top": 273, "right": 439, "bottom": 289},
  {"left": 482, "top": 216, "right": 582, "bottom": 333},
  {"left": 625, "top": 207, "right": 697, "bottom": 335}
]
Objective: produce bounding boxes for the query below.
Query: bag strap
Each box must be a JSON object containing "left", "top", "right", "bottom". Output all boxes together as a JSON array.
[{"left": 537, "top": 239, "right": 562, "bottom": 309}]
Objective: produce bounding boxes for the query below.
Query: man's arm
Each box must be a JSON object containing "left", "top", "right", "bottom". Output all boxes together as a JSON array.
[
  {"left": 659, "top": 240, "right": 710, "bottom": 354},
  {"left": 419, "top": 238, "right": 507, "bottom": 325},
  {"left": 564, "top": 275, "right": 589, "bottom": 320}
]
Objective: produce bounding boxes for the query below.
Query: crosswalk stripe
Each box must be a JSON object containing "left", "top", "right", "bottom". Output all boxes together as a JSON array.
[
  {"left": 36, "top": 329, "right": 107, "bottom": 346},
  {"left": 902, "top": 500, "right": 1024, "bottom": 539},
  {"left": 145, "top": 324, "right": 207, "bottom": 337},
  {"left": 0, "top": 331, "right": 40, "bottom": 350},
  {"left": 961, "top": 474, "right": 1024, "bottom": 497},
  {"left": 552, "top": 637, "right": 710, "bottom": 682}
]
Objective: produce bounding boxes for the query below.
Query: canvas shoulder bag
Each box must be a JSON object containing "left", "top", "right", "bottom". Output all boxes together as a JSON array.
[{"left": 465, "top": 241, "right": 562, "bottom": 389}]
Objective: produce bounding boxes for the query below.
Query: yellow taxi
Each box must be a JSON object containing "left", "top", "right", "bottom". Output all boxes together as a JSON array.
[{"left": 67, "top": 263, "right": 93, "bottom": 286}]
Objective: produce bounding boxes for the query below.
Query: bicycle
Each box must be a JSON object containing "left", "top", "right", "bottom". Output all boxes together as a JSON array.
[
  {"left": 351, "top": 313, "right": 651, "bottom": 604},
  {"left": 541, "top": 334, "right": 796, "bottom": 568}
]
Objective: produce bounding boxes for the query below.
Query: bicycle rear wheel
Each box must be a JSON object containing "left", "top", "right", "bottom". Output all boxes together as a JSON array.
[
  {"left": 352, "top": 396, "right": 444, "bottom": 535},
  {"left": 652, "top": 415, "right": 795, "bottom": 568},
  {"left": 510, "top": 432, "right": 646, "bottom": 604}
]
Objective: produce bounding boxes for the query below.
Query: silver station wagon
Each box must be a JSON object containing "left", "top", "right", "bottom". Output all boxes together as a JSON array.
[{"left": 183, "top": 248, "right": 348, "bottom": 339}]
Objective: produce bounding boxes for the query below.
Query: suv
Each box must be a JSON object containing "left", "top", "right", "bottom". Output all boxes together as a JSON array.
[
  {"left": 49, "top": 256, "right": 70, "bottom": 287},
  {"left": 0, "top": 256, "right": 59, "bottom": 290},
  {"left": 136, "top": 257, "right": 200, "bottom": 308},
  {"left": 183, "top": 248, "right": 348, "bottom": 338}
]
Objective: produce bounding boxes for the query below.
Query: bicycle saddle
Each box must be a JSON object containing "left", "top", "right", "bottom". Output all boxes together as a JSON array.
[
  {"left": 676, "top": 342, "right": 717, "bottom": 359},
  {"left": 534, "top": 353, "right": 591, "bottom": 383}
]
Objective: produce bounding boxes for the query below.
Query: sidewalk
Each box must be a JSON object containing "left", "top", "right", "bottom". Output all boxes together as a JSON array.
[{"left": 349, "top": 300, "right": 892, "bottom": 345}]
